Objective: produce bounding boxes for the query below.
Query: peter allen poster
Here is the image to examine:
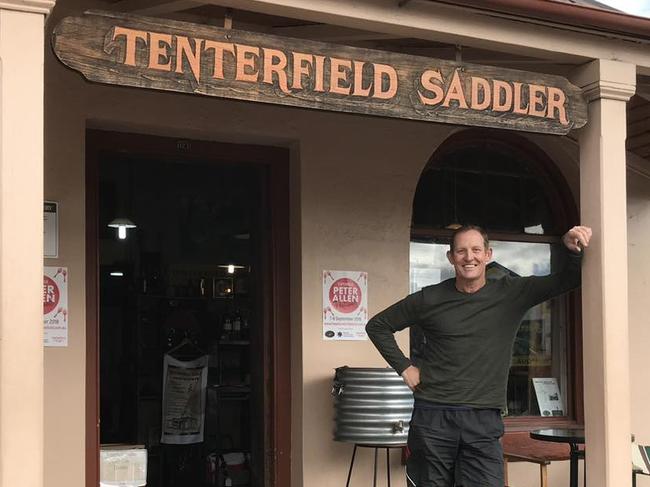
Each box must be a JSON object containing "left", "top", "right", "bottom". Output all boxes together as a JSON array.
[
  {"left": 322, "top": 270, "right": 368, "bottom": 341},
  {"left": 43, "top": 266, "right": 68, "bottom": 347}
]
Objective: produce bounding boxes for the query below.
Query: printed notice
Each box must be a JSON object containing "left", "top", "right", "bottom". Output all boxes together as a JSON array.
[
  {"left": 322, "top": 270, "right": 368, "bottom": 341},
  {"left": 532, "top": 377, "right": 565, "bottom": 416},
  {"left": 44, "top": 201, "right": 58, "bottom": 258},
  {"left": 161, "top": 354, "right": 208, "bottom": 444},
  {"left": 43, "top": 266, "right": 68, "bottom": 347}
]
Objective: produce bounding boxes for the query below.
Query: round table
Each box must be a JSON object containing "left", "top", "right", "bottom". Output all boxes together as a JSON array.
[{"left": 530, "top": 428, "right": 585, "bottom": 487}]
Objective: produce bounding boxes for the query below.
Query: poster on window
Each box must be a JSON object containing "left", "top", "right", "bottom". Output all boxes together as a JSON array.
[
  {"left": 322, "top": 270, "right": 368, "bottom": 341},
  {"left": 43, "top": 266, "right": 68, "bottom": 347},
  {"left": 161, "top": 354, "right": 208, "bottom": 444},
  {"left": 532, "top": 377, "right": 565, "bottom": 417}
]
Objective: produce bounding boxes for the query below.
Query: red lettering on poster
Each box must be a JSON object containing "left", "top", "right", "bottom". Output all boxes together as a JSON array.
[
  {"left": 43, "top": 276, "right": 60, "bottom": 314},
  {"left": 329, "top": 278, "right": 361, "bottom": 314}
]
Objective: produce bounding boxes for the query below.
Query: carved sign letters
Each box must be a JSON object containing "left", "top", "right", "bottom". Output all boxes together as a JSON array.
[{"left": 53, "top": 11, "right": 588, "bottom": 135}]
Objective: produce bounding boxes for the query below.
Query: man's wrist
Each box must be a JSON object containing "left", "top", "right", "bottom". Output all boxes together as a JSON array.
[
  {"left": 566, "top": 246, "right": 584, "bottom": 257},
  {"left": 397, "top": 362, "right": 412, "bottom": 376}
]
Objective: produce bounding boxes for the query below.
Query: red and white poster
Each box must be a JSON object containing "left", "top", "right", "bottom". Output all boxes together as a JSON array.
[
  {"left": 44, "top": 266, "right": 68, "bottom": 347},
  {"left": 322, "top": 270, "right": 368, "bottom": 341}
]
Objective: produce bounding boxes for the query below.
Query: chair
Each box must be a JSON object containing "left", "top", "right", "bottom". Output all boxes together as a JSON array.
[
  {"left": 632, "top": 442, "right": 650, "bottom": 487},
  {"left": 502, "top": 432, "right": 571, "bottom": 487}
]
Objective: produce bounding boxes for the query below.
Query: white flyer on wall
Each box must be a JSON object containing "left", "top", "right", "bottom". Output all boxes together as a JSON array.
[
  {"left": 322, "top": 270, "right": 368, "bottom": 341},
  {"left": 44, "top": 201, "right": 58, "bottom": 258},
  {"left": 43, "top": 266, "right": 68, "bottom": 347},
  {"left": 161, "top": 354, "right": 208, "bottom": 444}
]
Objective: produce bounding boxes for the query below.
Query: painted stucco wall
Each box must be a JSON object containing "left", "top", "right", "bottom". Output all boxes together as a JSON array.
[
  {"left": 0, "top": 9, "right": 46, "bottom": 487},
  {"left": 44, "top": 1, "right": 650, "bottom": 487}
]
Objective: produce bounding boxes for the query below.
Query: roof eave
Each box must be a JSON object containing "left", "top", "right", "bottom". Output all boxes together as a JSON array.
[{"left": 431, "top": 0, "right": 650, "bottom": 41}]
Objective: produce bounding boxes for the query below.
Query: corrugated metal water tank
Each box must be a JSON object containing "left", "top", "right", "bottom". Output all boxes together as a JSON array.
[{"left": 332, "top": 366, "right": 413, "bottom": 445}]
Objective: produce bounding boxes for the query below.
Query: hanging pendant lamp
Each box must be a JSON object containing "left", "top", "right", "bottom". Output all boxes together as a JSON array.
[{"left": 108, "top": 217, "right": 137, "bottom": 240}]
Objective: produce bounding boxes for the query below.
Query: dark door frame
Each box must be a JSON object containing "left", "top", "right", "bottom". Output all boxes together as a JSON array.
[{"left": 85, "top": 130, "right": 291, "bottom": 486}]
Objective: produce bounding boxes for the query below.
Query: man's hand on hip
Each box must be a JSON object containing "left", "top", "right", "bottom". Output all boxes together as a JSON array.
[
  {"left": 562, "top": 225, "right": 592, "bottom": 253},
  {"left": 401, "top": 365, "right": 421, "bottom": 391}
]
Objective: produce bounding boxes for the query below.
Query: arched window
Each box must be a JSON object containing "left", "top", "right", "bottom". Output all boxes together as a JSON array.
[{"left": 410, "top": 129, "right": 582, "bottom": 425}]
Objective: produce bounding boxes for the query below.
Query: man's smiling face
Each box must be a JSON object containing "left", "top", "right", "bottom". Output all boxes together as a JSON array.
[{"left": 447, "top": 229, "right": 492, "bottom": 284}]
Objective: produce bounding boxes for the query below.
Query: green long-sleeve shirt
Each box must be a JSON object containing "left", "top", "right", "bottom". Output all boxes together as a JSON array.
[{"left": 365, "top": 249, "right": 582, "bottom": 411}]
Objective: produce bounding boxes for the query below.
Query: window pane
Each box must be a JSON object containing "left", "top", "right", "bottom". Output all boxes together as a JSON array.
[
  {"left": 409, "top": 240, "right": 568, "bottom": 417},
  {"left": 411, "top": 142, "right": 558, "bottom": 234},
  {"left": 409, "top": 242, "right": 454, "bottom": 292}
]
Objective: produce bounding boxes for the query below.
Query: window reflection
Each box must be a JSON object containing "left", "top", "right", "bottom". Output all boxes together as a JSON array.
[{"left": 409, "top": 240, "right": 567, "bottom": 417}]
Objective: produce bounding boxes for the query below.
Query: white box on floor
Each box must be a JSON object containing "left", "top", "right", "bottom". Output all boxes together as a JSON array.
[{"left": 100, "top": 445, "right": 147, "bottom": 487}]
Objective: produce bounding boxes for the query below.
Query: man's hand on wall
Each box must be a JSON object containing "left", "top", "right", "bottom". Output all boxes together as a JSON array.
[
  {"left": 401, "top": 365, "right": 421, "bottom": 392},
  {"left": 562, "top": 225, "right": 592, "bottom": 253}
]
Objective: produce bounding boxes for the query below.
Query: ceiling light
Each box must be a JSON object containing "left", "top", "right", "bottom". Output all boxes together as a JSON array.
[
  {"left": 108, "top": 218, "right": 137, "bottom": 240},
  {"left": 219, "top": 264, "right": 246, "bottom": 274}
]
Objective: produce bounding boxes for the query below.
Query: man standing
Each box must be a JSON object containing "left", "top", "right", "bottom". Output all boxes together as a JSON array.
[{"left": 366, "top": 225, "right": 591, "bottom": 487}]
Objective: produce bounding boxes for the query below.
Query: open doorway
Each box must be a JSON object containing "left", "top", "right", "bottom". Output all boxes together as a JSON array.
[{"left": 86, "top": 131, "right": 291, "bottom": 487}]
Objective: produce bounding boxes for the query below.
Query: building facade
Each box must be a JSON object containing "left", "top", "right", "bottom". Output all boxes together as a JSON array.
[{"left": 1, "top": 0, "right": 650, "bottom": 486}]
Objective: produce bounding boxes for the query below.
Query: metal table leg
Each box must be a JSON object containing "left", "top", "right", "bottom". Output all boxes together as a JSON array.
[
  {"left": 345, "top": 444, "right": 403, "bottom": 486},
  {"left": 386, "top": 448, "right": 391, "bottom": 487},
  {"left": 570, "top": 443, "right": 579, "bottom": 487},
  {"left": 373, "top": 447, "right": 378, "bottom": 487},
  {"left": 345, "top": 445, "right": 358, "bottom": 487}
]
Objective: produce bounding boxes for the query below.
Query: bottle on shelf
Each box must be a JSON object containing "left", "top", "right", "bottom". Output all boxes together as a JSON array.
[
  {"left": 232, "top": 311, "right": 242, "bottom": 340},
  {"left": 241, "top": 317, "right": 250, "bottom": 341},
  {"left": 221, "top": 314, "right": 233, "bottom": 341}
]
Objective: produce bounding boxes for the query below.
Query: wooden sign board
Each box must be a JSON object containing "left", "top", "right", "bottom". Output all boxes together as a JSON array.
[{"left": 53, "top": 10, "right": 587, "bottom": 135}]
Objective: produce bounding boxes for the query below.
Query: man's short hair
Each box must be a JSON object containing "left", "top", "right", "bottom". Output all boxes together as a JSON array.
[{"left": 449, "top": 225, "right": 490, "bottom": 251}]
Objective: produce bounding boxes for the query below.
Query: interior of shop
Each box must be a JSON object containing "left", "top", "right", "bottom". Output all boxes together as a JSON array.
[{"left": 97, "top": 141, "right": 266, "bottom": 487}]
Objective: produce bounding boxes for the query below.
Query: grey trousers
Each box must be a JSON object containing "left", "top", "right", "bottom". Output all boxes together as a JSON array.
[{"left": 406, "top": 404, "right": 504, "bottom": 487}]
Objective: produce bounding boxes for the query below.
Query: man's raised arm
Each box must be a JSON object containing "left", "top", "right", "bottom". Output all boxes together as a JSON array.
[{"left": 517, "top": 225, "right": 591, "bottom": 307}]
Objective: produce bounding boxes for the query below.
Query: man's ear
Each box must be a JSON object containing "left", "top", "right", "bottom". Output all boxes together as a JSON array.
[
  {"left": 486, "top": 247, "right": 493, "bottom": 261},
  {"left": 446, "top": 250, "right": 453, "bottom": 266}
]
